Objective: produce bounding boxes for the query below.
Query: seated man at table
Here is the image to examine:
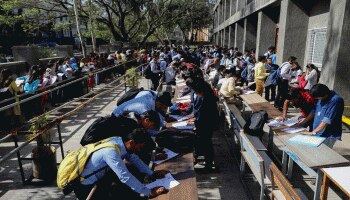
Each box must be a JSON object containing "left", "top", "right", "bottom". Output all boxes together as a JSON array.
[
  {"left": 219, "top": 69, "right": 242, "bottom": 102},
  {"left": 74, "top": 129, "right": 169, "bottom": 199},
  {"left": 297, "top": 84, "right": 344, "bottom": 148},
  {"left": 278, "top": 87, "right": 315, "bottom": 130},
  {"left": 112, "top": 91, "right": 173, "bottom": 135}
]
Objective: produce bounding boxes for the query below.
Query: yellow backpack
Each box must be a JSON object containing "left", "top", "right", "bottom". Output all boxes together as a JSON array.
[{"left": 57, "top": 137, "right": 120, "bottom": 195}]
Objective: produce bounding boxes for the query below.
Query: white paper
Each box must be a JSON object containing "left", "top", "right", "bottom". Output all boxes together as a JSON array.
[
  {"left": 169, "top": 115, "right": 191, "bottom": 122},
  {"left": 176, "top": 99, "right": 191, "bottom": 103},
  {"left": 172, "top": 121, "right": 188, "bottom": 127},
  {"left": 242, "top": 90, "right": 256, "bottom": 95},
  {"left": 154, "top": 148, "right": 179, "bottom": 165},
  {"left": 268, "top": 120, "right": 284, "bottom": 127},
  {"left": 177, "top": 82, "right": 186, "bottom": 87},
  {"left": 283, "top": 119, "right": 299, "bottom": 127},
  {"left": 268, "top": 118, "right": 299, "bottom": 127},
  {"left": 177, "top": 95, "right": 191, "bottom": 100},
  {"left": 281, "top": 127, "right": 306, "bottom": 134},
  {"left": 145, "top": 173, "right": 180, "bottom": 190},
  {"left": 171, "top": 121, "right": 194, "bottom": 130}
]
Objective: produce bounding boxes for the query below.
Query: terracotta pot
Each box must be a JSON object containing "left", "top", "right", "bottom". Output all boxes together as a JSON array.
[{"left": 32, "top": 146, "right": 57, "bottom": 182}]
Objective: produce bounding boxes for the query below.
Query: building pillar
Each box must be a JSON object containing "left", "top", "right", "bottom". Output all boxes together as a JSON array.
[
  {"left": 276, "top": 0, "right": 308, "bottom": 65},
  {"left": 320, "top": 0, "right": 350, "bottom": 102},
  {"left": 234, "top": 21, "right": 244, "bottom": 50},
  {"left": 224, "top": 27, "right": 230, "bottom": 48},
  {"left": 243, "top": 17, "right": 257, "bottom": 52},
  {"left": 225, "top": 0, "right": 230, "bottom": 20},
  {"left": 229, "top": 25, "right": 235, "bottom": 48},
  {"left": 256, "top": 11, "right": 276, "bottom": 58}
]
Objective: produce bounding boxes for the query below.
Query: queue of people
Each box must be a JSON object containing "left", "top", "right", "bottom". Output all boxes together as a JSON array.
[{"left": 0, "top": 50, "right": 147, "bottom": 131}]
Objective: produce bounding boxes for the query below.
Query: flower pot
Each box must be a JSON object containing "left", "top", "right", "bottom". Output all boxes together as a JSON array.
[{"left": 32, "top": 146, "right": 57, "bottom": 182}]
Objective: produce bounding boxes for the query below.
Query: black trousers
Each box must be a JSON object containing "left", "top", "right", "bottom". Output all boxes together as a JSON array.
[
  {"left": 150, "top": 73, "right": 162, "bottom": 91},
  {"left": 265, "top": 85, "right": 276, "bottom": 101},
  {"left": 195, "top": 128, "right": 214, "bottom": 167},
  {"left": 74, "top": 170, "right": 146, "bottom": 200},
  {"left": 275, "top": 79, "right": 289, "bottom": 109}
]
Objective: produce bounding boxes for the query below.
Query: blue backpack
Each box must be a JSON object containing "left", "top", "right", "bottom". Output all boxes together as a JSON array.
[
  {"left": 241, "top": 67, "right": 248, "bottom": 80},
  {"left": 265, "top": 63, "right": 284, "bottom": 87}
]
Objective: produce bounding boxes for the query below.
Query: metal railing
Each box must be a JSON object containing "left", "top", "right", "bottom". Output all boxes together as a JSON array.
[
  {"left": 0, "top": 62, "right": 148, "bottom": 168},
  {"left": 0, "top": 59, "right": 138, "bottom": 112}
]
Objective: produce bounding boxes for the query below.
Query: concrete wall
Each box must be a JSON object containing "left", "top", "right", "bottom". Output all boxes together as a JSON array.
[
  {"left": 320, "top": 0, "right": 350, "bottom": 102},
  {"left": 244, "top": 15, "right": 258, "bottom": 51},
  {"left": 256, "top": 11, "right": 276, "bottom": 57},
  {"left": 276, "top": 0, "right": 309, "bottom": 65},
  {"left": 229, "top": 25, "right": 235, "bottom": 48},
  {"left": 303, "top": 0, "right": 330, "bottom": 66}
]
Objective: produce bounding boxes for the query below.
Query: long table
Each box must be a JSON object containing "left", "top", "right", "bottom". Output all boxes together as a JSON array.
[
  {"left": 239, "top": 93, "right": 350, "bottom": 200},
  {"left": 153, "top": 78, "right": 197, "bottom": 200},
  {"left": 153, "top": 153, "right": 198, "bottom": 200}
]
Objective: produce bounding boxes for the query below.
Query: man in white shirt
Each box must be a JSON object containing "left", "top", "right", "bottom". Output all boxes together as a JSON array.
[{"left": 275, "top": 56, "right": 297, "bottom": 110}]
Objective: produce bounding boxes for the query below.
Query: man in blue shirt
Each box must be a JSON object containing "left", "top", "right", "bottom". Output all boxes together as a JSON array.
[
  {"left": 298, "top": 84, "right": 344, "bottom": 148},
  {"left": 112, "top": 91, "right": 172, "bottom": 135},
  {"left": 74, "top": 129, "right": 169, "bottom": 199}
]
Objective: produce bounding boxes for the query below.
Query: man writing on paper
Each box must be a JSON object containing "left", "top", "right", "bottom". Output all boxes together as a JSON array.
[{"left": 296, "top": 84, "right": 344, "bottom": 148}]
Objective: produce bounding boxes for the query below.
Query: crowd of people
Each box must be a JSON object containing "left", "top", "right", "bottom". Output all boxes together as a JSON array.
[
  {"left": 0, "top": 50, "right": 141, "bottom": 131},
  {"left": 0, "top": 44, "right": 345, "bottom": 199}
]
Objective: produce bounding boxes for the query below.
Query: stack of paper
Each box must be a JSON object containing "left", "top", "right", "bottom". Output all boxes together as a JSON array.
[
  {"left": 146, "top": 173, "right": 180, "bottom": 190},
  {"left": 154, "top": 148, "right": 179, "bottom": 165},
  {"left": 283, "top": 119, "right": 299, "bottom": 127},
  {"left": 288, "top": 134, "right": 326, "bottom": 147},
  {"left": 267, "top": 118, "right": 299, "bottom": 127},
  {"left": 177, "top": 95, "right": 191, "bottom": 100},
  {"left": 267, "top": 120, "right": 285, "bottom": 127},
  {"left": 281, "top": 127, "right": 306, "bottom": 134},
  {"left": 176, "top": 99, "right": 191, "bottom": 103},
  {"left": 242, "top": 90, "right": 256, "bottom": 95},
  {"left": 177, "top": 82, "right": 187, "bottom": 87},
  {"left": 169, "top": 115, "right": 191, "bottom": 122}
]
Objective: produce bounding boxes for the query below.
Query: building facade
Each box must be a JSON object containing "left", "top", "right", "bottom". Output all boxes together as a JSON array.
[{"left": 212, "top": 0, "right": 350, "bottom": 102}]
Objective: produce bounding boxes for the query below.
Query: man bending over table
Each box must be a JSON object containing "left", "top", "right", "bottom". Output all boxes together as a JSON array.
[{"left": 297, "top": 84, "right": 344, "bottom": 148}]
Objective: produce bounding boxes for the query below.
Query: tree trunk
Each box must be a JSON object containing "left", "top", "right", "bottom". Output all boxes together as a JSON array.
[
  {"left": 73, "top": 0, "right": 86, "bottom": 57},
  {"left": 88, "top": 0, "right": 97, "bottom": 53}
]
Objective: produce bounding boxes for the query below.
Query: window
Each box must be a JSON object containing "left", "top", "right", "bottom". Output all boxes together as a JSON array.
[{"left": 307, "top": 28, "right": 327, "bottom": 69}]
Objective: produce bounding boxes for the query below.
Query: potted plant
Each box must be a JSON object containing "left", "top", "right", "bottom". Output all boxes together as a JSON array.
[
  {"left": 28, "top": 114, "right": 57, "bottom": 182},
  {"left": 126, "top": 67, "right": 140, "bottom": 88}
]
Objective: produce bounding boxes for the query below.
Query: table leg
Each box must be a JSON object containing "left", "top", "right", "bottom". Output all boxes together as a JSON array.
[
  {"left": 282, "top": 150, "right": 288, "bottom": 174},
  {"left": 314, "top": 170, "right": 323, "bottom": 200},
  {"left": 287, "top": 156, "right": 294, "bottom": 179},
  {"left": 320, "top": 174, "right": 329, "bottom": 200}
]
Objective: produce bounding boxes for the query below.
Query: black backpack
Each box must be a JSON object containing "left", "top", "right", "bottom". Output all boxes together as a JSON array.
[
  {"left": 155, "top": 129, "right": 196, "bottom": 153},
  {"left": 116, "top": 87, "right": 145, "bottom": 106},
  {"left": 80, "top": 114, "right": 139, "bottom": 146},
  {"left": 243, "top": 110, "right": 268, "bottom": 138}
]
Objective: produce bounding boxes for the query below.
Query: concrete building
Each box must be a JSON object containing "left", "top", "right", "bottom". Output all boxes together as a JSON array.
[{"left": 212, "top": 0, "right": 350, "bottom": 102}]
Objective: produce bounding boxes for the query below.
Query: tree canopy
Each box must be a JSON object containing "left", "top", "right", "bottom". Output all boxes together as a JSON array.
[{"left": 0, "top": 0, "right": 213, "bottom": 45}]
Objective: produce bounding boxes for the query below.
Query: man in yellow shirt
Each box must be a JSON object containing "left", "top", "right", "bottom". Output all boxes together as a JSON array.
[{"left": 254, "top": 56, "right": 269, "bottom": 96}]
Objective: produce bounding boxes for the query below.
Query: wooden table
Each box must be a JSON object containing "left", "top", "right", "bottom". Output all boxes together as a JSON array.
[
  {"left": 321, "top": 166, "right": 350, "bottom": 200},
  {"left": 249, "top": 102, "right": 282, "bottom": 119},
  {"left": 153, "top": 153, "right": 198, "bottom": 200},
  {"left": 277, "top": 134, "right": 350, "bottom": 200},
  {"left": 153, "top": 79, "right": 197, "bottom": 200},
  {"left": 240, "top": 93, "right": 268, "bottom": 105}
]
